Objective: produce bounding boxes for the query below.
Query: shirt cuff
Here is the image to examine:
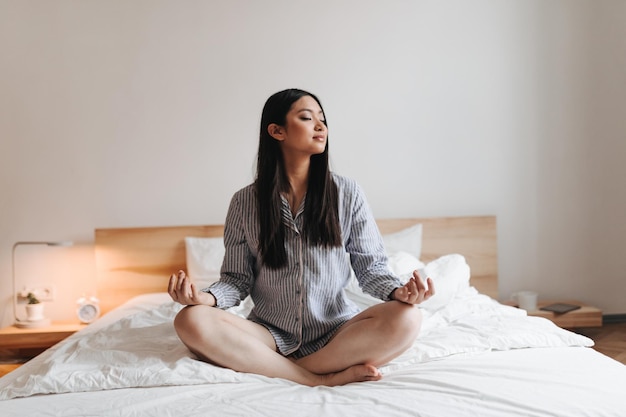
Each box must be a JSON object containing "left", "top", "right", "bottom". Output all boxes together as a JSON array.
[
  {"left": 363, "top": 276, "right": 403, "bottom": 302},
  {"left": 203, "top": 281, "right": 240, "bottom": 309}
]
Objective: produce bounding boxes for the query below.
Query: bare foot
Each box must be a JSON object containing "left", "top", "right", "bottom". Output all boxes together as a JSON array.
[{"left": 317, "top": 364, "right": 381, "bottom": 386}]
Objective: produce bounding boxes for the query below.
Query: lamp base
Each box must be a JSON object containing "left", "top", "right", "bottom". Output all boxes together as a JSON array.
[{"left": 14, "top": 318, "right": 52, "bottom": 329}]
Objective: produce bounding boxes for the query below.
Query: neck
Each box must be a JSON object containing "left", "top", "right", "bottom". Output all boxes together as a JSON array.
[
  {"left": 283, "top": 156, "right": 310, "bottom": 215},
  {"left": 284, "top": 154, "right": 309, "bottom": 190}
]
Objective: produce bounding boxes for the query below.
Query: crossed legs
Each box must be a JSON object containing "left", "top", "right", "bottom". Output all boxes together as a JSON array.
[{"left": 174, "top": 300, "right": 422, "bottom": 386}]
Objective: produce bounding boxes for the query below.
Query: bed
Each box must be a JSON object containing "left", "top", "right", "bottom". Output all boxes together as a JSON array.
[{"left": 1, "top": 215, "right": 625, "bottom": 416}]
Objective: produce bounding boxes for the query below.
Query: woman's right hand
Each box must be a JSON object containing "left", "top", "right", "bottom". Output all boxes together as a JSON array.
[{"left": 168, "top": 270, "right": 216, "bottom": 306}]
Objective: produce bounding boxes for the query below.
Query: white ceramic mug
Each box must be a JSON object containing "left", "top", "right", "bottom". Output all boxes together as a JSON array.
[{"left": 512, "top": 291, "right": 538, "bottom": 311}]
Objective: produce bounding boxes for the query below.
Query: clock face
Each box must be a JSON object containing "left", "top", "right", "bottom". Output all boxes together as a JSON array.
[{"left": 77, "top": 303, "right": 100, "bottom": 323}]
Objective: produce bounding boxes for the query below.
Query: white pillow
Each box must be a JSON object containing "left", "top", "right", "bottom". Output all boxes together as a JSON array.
[
  {"left": 418, "top": 254, "right": 470, "bottom": 312},
  {"left": 184, "top": 237, "right": 225, "bottom": 288},
  {"left": 387, "top": 251, "right": 425, "bottom": 281},
  {"left": 382, "top": 223, "right": 422, "bottom": 259},
  {"left": 345, "top": 253, "right": 469, "bottom": 312}
]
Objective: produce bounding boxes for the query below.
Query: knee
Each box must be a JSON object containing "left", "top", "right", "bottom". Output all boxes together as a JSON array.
[
  {"left": 388, "top": 301, "right": 423, "bottom": 340},
  {"left": 174, "top": 305, "right": 210, "bottom": 341}
]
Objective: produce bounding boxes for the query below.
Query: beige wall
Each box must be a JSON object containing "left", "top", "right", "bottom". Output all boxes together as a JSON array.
[{"left": 1, "top": 0, "right": 624, "bottom": 326}]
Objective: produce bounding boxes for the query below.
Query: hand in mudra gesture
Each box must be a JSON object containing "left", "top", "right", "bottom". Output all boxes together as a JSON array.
[
  {"left": 392, "top": 271, "right": 435, "bottom": 305},
  {"left": 168, "top": 270, "right": 216, "bottom": 306}
]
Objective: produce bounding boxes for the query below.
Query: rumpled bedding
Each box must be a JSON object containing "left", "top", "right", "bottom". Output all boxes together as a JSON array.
[{"left": 0, "top": 285, "right": 593, "bottom": 400}]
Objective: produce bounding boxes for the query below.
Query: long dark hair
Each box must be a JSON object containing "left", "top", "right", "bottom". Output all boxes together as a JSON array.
[{"left": 256, "top": 88, "right": 341, "bottom": 268}]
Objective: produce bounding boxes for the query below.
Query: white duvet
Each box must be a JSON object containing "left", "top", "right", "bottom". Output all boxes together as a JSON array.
[
  {"left": 0, "top": 289, "right": 594, "bottom": 400},
  {"left": 2, "top": 255, "right": 625, "bottom": 417}
]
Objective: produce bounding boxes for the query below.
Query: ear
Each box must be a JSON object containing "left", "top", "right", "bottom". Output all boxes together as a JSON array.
[{"left": 267, "top": 123, "right": 286, "bottom": 141}]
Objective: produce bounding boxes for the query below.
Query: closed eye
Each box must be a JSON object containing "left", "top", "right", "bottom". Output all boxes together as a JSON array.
[{"left": 297, "top": 108, "right": 325, "bottom": 122}]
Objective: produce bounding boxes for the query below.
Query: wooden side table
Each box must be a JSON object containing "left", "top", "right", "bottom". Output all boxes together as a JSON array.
[
  {"left": 505, "top": 300, "right": 602, "bottom": 328},
  {"left": 0, "top": 322, "right": 85, "bottom": 349},
  {"left": 0, "top": 321, "right": 86, "bottom": 376}
]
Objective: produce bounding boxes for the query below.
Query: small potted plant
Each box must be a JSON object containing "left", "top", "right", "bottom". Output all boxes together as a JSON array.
[{"left": 25, "top": 292, "right": 45, "bottom": 322}]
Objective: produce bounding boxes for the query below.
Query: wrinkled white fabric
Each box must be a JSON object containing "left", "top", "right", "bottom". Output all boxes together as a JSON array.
[{"left": 0, "top": 285, "right": 593, "bottom": 400}]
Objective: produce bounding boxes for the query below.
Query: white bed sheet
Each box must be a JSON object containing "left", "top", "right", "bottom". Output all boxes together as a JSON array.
[
  {"left": 2, "top": 286, "right": 626, "bottom": 416},
  {"left": 2, "top": 344, "right": 625, "bottom": 416}
]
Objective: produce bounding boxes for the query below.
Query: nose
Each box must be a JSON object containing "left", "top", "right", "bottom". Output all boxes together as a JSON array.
[{"left": 315, "top": 119, "right": 326, "bottom": 131}]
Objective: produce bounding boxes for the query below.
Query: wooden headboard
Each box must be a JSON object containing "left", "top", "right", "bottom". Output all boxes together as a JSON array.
[{"left": 95, "top": 216, "right": 497, "bottom": 314}]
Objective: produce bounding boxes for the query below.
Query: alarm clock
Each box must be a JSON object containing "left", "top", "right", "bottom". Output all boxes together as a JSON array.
[{"left": 76, "top": 296, "right": 100, "bottom": 324}]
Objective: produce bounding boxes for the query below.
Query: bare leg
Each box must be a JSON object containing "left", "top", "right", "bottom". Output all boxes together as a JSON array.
[
  {"left": 295, "top": 301, "right": 423, "bottom": 374},
  {"left": 173, "top": 305, "right": 381, "bottom": 386}
]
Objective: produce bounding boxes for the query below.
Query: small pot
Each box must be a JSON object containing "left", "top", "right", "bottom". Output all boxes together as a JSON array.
[{"left": 25, "top": 303, "right": 45, "bottom": 321}]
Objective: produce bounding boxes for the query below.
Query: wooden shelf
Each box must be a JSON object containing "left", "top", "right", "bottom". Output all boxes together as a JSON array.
[
  {"left": 0, "top": 364, "right": 21, "bottom": 377},
  {"left": 505, "top": 300, "right": 602, "bottom": 328},
  {"left": 0, "top": 321, "right": 86, "bottom": 350}
]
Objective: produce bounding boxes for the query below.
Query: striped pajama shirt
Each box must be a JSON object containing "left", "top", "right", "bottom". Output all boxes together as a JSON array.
[{"left": 207, "top": 174, "right": 402, "bottom": 358}]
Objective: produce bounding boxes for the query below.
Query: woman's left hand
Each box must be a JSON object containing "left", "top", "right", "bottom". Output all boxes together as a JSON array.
[{"left": 391, "top": 271, "right": 435, "bottom": 305}]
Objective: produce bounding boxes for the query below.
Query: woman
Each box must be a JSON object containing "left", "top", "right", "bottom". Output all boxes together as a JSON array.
[{"left": 168, "top": 88, "right": 434, "bottom": 386}]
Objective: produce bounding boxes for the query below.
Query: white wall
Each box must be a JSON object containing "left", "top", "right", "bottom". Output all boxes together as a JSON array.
[{"left": 1, "top": 0, "right": 624, "bottom": 327}]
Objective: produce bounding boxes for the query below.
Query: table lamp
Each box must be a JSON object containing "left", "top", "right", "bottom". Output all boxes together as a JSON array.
[{"left": 12, "top": 241, "right": 73, "bottom": 328}]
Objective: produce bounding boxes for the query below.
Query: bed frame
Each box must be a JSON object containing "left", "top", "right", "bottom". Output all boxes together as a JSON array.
[{"left": 94, "top": 216, "right": 498, "bottom": 314}]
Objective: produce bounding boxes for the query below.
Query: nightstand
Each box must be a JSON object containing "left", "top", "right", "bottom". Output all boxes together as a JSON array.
[
  {"left": 0, "top": 321, "right": 86, "bottom": 376},
  {"left": 505, "top": 300, "right": 602, "bottom": 328}
]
